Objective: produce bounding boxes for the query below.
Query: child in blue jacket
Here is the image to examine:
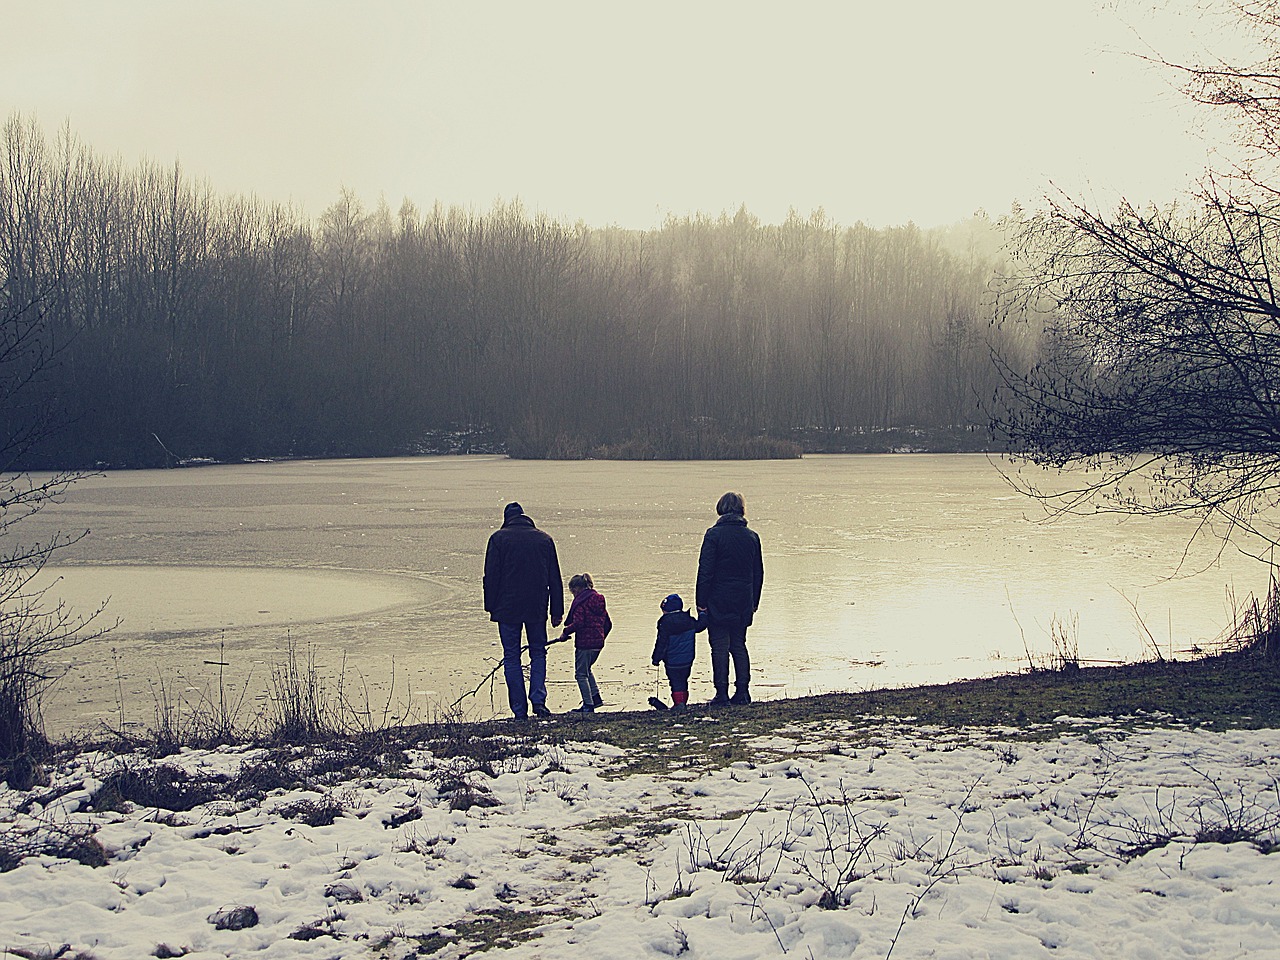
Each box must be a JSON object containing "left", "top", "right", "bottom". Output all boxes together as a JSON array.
[{"left": 651, "top": 593, "right": 706, "bottom": 713}]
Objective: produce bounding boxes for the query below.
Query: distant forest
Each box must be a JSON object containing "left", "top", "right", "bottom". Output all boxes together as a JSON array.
[{"left": 0, "top": 118, "right": 1034, "bottom": 468}]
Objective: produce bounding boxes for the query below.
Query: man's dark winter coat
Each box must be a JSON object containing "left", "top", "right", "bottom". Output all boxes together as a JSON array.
[
  {"left": 652, "top": 609, "right": 705, "bottom": 667},
  {"left": 695, "top": 512, "right": 764, "bottom": 628},
  {"left": 483, "top": 513, "right": 564, "bottom": 624}
]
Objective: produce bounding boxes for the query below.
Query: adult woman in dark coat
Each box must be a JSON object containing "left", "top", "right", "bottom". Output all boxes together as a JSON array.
[{"left": 695, "top": 491, "right": 764, "bottom": 705}]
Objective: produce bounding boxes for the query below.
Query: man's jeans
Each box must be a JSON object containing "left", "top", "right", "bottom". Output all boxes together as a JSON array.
[{"left": 498, "top": 620, "right": 548, "bottom": 718}]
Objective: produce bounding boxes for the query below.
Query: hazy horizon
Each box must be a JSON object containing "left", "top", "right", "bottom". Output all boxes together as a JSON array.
[{"left": 0, "top": 0, "right": 1247, "bottom": 231}]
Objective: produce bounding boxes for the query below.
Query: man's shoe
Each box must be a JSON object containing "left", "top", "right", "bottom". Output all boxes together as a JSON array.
[
  {"left": 730, "top": 690, "right": 751, "bottom": 705},
  {"left": 707, "top": 694, "right": 731, "bottom": 706},
  {"left": 570, "top": 704, "right": 595, "bottom": 714},
  {"left": 531, "top": 703, "right": 552, "bottom": 718}
]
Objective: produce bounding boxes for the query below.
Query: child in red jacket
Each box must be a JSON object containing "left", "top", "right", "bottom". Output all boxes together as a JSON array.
[{"left": 556, "top": 573, "right": 612, "bottom": 713}]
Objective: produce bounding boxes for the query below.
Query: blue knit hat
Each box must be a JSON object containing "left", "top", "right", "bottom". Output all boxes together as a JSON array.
[
  {"left": 661, "top": 594, "right": 683, "bottom": 612},
  {"left": 503, "top": 501, "right": 524, "bottom": 521}
]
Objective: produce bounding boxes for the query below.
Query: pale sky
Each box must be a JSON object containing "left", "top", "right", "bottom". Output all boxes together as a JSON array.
[{"left": 0, "top": 0, "right": 1248, "bottom": 229}]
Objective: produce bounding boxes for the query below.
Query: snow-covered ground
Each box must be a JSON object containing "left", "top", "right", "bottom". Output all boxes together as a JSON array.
[{"left": 3, "top": 715, "right": 1279, "bottom": 959}]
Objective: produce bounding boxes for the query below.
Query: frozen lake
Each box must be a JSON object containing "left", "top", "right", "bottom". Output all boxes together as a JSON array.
[{"left": 18, "top": 454, "right": 1266, "bottom": 730}]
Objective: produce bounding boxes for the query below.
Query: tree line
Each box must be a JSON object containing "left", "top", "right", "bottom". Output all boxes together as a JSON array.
[{"left": 0, "top": 116, "right": 1029, "bottom": 468}]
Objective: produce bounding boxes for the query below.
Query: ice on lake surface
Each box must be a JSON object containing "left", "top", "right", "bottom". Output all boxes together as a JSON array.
[
  {"left": 38, "top": 565, "right": 427, "bottom": 635},
  {"left": 15, "top": 454, "right": 1266, "bottom": 729}
]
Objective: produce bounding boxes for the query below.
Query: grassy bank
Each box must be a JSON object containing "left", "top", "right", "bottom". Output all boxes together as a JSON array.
[
  {"left": 34, "top": 649, "right": 1278, "bottom": 788},
  {"left": 573, "top": 652, "right": 1280, "bottom": 774},
  {"left": 747, "top": 651, "right": 1280, "bottom": 731}
]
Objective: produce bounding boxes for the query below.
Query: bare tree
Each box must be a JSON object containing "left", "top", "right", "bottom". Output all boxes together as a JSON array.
[
  {"left": 0, "top": 293, "right": 109, "bottom": 788},
  {"left": 992, "top": 0, "right": 1280, "bottom": 552}
]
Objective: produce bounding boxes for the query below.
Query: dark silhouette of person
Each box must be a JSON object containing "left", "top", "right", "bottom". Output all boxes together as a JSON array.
[
  {"left": 696, "top": 491, "right": 764, "bottom": 705},
  {"left": 483, "top": 501, "right": 564, "bottom": 719}
]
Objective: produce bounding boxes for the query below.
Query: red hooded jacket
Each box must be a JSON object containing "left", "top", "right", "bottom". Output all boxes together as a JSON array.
[{"left": 561, "top": 588, "right": 612, "bottom": 650}]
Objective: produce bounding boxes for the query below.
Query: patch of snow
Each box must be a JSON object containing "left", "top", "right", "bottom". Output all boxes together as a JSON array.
[{"left": 2, "top": 722, "right": 1279, "bottom": 958}]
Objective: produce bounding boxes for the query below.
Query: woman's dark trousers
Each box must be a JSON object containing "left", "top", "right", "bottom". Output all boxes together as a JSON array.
[{"left": 708, "top": 626, "right": 750, "bottom": 701}]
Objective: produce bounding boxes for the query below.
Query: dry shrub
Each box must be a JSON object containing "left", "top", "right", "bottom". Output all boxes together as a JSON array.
[
  {"left": 266, "top": 639, "right": 335, "bottom": 743},
  {"left": 95, "top": 763, "right": 228, "bottom": 813},
  {"left": 273, "top": 793, "right": 347, "bottom": 827},
  {"left": 1225, "top": 571, "right": 1280, "bottom": 658},
  {"left": 0, "top": 819, "right": 106, "bottom": 873}
]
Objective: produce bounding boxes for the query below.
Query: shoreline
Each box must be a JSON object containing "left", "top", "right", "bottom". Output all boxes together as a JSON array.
[
  {"left": 46, "top": 648, "right": 1280, "bottom": 764},
  {"left": 16, "top": 430, "right": 1003, "bottom": 473}
]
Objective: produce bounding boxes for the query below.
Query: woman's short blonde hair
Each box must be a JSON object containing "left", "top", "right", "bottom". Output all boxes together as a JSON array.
[{"left": 716, "top": 491, "right": 746, "bottom": 516}]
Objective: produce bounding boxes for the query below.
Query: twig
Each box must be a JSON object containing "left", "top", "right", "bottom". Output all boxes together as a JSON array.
[
  {"left": 151, "top": 432, "right": 178, "bottom": 464},
  {"left": 714, "top": 790, "right": 771, "bottom": 864},
  {"left": 884, "top": 862, "right": 987, "bottom": 960},
  {"left": 451, "top": 635, "right": 569, "bottom": 710},
  {"left": 1006, "top": 588, "right": 1035, "bottom": 672},
  {"left": 1114, "top": 587, "right": 1166, "bottom": 661},
  {"left": 741, "top": 884, "right": 788, "bottom": 954}
]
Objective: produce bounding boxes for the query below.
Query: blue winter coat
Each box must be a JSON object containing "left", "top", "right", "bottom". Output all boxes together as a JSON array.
[{"left": 652, "top": 609, "right": 705, "bottom": 668}]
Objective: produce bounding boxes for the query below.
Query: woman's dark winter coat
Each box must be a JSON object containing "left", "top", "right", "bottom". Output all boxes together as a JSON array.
[
  {"left": 695, "top": 512, "right": 764, "bottom": 628},
  {"left": 483, "top": 513, "right": 564, "bottom": 624},
  {"left": 652, "top": 609, "right": 705, "bottom": 667},
  {"left": 561, "top": 587, "right": 612, "bottom": 650}
]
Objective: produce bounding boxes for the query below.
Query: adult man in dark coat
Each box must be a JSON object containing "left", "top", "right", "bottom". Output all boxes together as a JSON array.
[
  {"left": 483, "top": 502, "right": 564, "bottom": 719},
  {"left": 695, "top": 491, "right": 764, "bottom": 705}
]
